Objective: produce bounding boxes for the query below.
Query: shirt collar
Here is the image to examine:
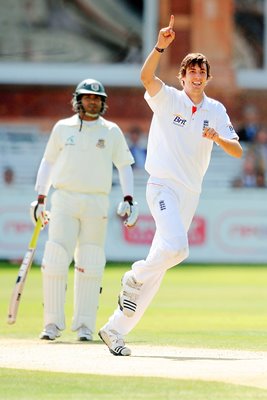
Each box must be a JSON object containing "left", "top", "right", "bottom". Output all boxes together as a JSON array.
[
  {"left": 67, "top": 114, "right": 103, "bottom": 126},
  {"left": 181, "top": 90, "right": 209, "bottom": 111}
]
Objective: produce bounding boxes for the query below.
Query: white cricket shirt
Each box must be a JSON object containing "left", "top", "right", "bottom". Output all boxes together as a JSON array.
[
  {"left": 43, "top": 114, "right": 134, "bottom": 194},
  {"left": 145, "top": 84, "right": 238, "bottom": 193}
]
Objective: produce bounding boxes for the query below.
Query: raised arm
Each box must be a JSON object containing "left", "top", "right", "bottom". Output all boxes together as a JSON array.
[{"left": 140, "top": 15, "right": 175, "bottom": 97}]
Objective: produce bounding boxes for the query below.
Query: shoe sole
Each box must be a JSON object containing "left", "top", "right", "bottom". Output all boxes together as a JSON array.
[
  {"left": 78, "top": 336, "right": 93, "bottom": 342},
  {"left": 98, "top": 330, "right": 131, "bottom": 356},
  {"left": 39, "top": 331, "right": 61, "bottom": 341},
  {"left": 40, "top": 334, "right": 57, "bottom": 341}
]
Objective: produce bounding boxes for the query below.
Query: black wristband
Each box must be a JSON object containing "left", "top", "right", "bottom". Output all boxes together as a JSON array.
[
  {"left": 124, "top": 195, "right": 133, "bottom": 205},
  {"left": 155, "top": 46, "right": 165, "bottom": 53}
]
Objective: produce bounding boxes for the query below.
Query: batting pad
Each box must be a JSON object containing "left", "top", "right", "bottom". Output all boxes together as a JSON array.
[
  {"left": 72, "top": 244, "right": 105, "bottom": 332},
  {"left": 41, "top": 241, "right": 70, "bottom": 330}
]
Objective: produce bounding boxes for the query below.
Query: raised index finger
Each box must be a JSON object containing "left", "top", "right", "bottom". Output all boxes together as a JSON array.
[{"left": 169, "top": 15, "right": 174, "bottom": 29}]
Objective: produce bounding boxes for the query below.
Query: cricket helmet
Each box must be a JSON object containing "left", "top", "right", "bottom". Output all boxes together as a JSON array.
[
  {"left": 75, "top": 79, "right": 107, "bottom": 98},
  {"left": 72, "top": 79, "right": 108, "bottom": 115}
]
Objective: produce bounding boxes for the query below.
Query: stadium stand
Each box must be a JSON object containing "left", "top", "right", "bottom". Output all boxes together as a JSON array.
[
  {"left": 202, "top": 143, "right": 246, "bottom": 189},
  {"left": 0, "top": 125, "right": 247, "bottom": 190},
  {"left": 0, "top": 125, "right": 47, "bottom": 187},
  {"left": 112, "top": 143, "right": 248, "bottom": 190}
]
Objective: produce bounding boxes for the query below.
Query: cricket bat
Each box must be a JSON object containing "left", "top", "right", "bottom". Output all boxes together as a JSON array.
[{"left": 7, "top": 218, "right": 42, "bottom": 324}]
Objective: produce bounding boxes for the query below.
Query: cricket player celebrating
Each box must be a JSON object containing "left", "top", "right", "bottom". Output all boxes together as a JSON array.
[
  {"left": 98, "top": 15, "right": 243, "bottom": 355},
  {"left": 31, "top": 79, "right": 138, "bottom": 341}
]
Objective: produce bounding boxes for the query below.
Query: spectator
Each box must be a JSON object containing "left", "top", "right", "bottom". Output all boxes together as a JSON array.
[
  {"left": 256, "top": 169, "right": 266, "bottom": 188},
  {"left": 247, "top": 126, "right": 267, "bottom": 171},
  {"left": 237, "top": 104, "right": 260, "bottom": 142},
  {"left": 232, "top": 163, "right": 265, "bottom": 188},
  {"left": 232, "top": 154, "right": 258, "bottom": 188},
  {"left": 232, "top": 127, "right": 267, "bottom": 188},
  {"left": 127, "top": 125, "right": 147, "bottom": 169},
  {"left": 3, "top": 166, "right": 15, "bottom": 186}
]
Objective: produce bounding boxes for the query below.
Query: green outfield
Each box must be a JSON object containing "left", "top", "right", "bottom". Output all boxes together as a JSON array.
[{"left": 1, "top": 261, "right": 267, "bottom": 399}]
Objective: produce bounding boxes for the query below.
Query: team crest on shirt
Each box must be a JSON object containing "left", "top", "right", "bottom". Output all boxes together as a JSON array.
[
  {"left": 203, "top": 120, "right": 209, "bottom": 130},
  {"left": 96, "top": 139, "right": 105, "bottom": 148},
  {"left": 65, "top": 135, "right": 75, "bottom": 145},
  {"left": 173, "top": 114, "right": 187, "bottom": 127}
]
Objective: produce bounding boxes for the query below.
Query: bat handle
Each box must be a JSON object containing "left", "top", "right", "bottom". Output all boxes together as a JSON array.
[{"left": 29, "top": 218, "right": 42, "bottom": 248}]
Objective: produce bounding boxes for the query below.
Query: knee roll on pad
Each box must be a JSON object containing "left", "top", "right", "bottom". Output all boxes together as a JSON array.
[
  {"left": 42, "top": 241, "right": 70, "bottom": 275},
  {"left": 74, "top": 244, "right": 106, "bottom": 275}
]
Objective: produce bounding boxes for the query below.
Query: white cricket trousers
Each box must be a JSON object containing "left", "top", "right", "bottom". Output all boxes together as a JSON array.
[
  {"left": 41, "top": 189, "right": 108, "bottom": 331},
  {"left": 105, "top": 176, "right": 200, "bottom": 336}
]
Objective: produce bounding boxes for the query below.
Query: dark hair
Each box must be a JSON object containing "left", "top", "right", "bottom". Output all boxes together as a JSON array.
[
  {"left": 178, "top": 53, "right": 212, "bottom": 84},
  {"left": 71, "top": 94, "right": 107, "bottom": 116}
]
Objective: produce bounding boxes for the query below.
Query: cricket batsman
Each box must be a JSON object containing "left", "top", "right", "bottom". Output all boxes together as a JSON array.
[{"left": 31, "top": 78, "right": 138, "bottom": 341}]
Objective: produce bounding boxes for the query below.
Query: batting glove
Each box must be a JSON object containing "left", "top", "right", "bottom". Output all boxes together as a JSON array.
[
  {"left": 117, "top": 196, "right": 138, "bottom": 227},
  {"left": 30, "top": 195, "right": 50, "bottom": 228}
]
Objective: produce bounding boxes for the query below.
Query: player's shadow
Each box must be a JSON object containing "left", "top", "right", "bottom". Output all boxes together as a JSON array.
[
  {"left": 43, "top": 341, "right": 261, "bottom": 362},
  {"left": 45, "top": 340, "right": 96, "bottom": 345},
  {"left": 131, "top": 354, "right": 258, "bottom": 361}
]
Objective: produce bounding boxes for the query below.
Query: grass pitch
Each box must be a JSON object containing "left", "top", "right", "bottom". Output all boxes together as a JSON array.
[
  {"left": 1, "top": 261, "right": 267, "bottom": 399},
  {"left": 1, "top": 369, "right": 267, "bottom": 400}
]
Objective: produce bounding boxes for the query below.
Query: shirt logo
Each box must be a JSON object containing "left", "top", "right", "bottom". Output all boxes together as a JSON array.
[
  {"left": 173, "top": 114, "right": 187, "bottom": 127},
  {"left": 96, "top": 139, "right": 105, "bottom": 148},
  {"left": 159, "top": 200, "right": 166, "bottom": 211},
  {"left": 65, "top": 135, "right": 75, "bottom": 145},
  {"left": 203, "top": 120, "right": 209, "bottom": 130},
  {"left": 228, "top": 125, "right": 234, "bottom": 133}
]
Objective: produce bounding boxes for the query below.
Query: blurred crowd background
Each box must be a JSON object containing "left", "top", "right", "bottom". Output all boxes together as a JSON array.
[
  {"left": 0, "top": 0, "right": 266, "bottom": 263},
  {"left": 0, "top": 0, "right": 267, "bottom": 189}
]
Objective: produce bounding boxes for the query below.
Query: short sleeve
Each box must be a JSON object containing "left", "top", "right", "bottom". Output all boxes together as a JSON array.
[
  {"left": 215, "top": 103, "right": 239, "bottom": 140},
  {"left": 144, "top": 84, "right": 175, "bottom": 116}
]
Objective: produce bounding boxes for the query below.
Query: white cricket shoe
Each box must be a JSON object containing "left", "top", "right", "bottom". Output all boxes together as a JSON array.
[
  {"left": 40, "top": 324, "right": 61, "bottom": 340},
  {"left": 118, "top": 271, "right": 143, "bottom": 317},
  {"left": 77, "top": 326, "right": 93, "bottom": 341},
  {"left": 98, "top": 327, "right": 131, "bottom": 356}
]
